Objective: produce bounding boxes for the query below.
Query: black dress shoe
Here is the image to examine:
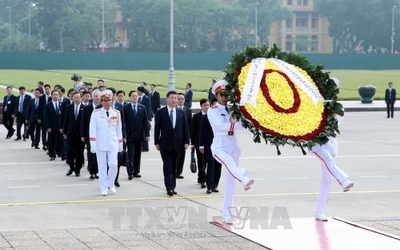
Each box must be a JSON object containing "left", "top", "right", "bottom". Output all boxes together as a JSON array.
[
  {"left": 206, "top": 190, "right": 212, "bottom": 194},
  {"left": 5, "top": 135, "right": 10, "bottom": 139},
  {"left": 128, "top": 175, "right": 133, "bottom": 180},
  {"left": 89, "top": 175, "right": 95, "bottom": 180},
  {"left": 133, "top": 174, "right": 141, "bottom": 178},
  {"left": 172, "top": 190, "right": 177, "bottom": 195},
  {"left": 114, "top": 181, "right": 120, "bottom": 187},
  {"left": 66, "top": 170, "right": 73, "bottom": 176},
  {"left": 42, "top": 146, "right": 47, "bottom": 151},
  {"left": 75, "top": 172, "right": 80, "bottom": 177},
  {"left": 212, "top": 189, "right": 219, "bottom": 193},
  {"left": 31, "top": 142, "right": 34, "bottom": 148},
  {"left": 14, "top": 137, "right": 21, "bottom": 141},
  {"left": 167, "top": 190, "right": 174, "bottom": 196},
  {"left": 35, "top": 146, "right": 40, "bottom": 149},
  {"left": 95, "top": 174, "right": 99, "bottom": 179},
  {"left": 176, "top": 175, "right": 184, "bottom": 179},
  {"left": 201, "top": 183, "right": 206, "bottom": 188},
  {"left": 50, "top": 157, "right": 55, "bottom": 161}
]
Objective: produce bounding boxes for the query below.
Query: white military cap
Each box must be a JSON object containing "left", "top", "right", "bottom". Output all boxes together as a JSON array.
[
  {"left": 331, "top": 77, "right": 340, "bottom": 88},
  {"left": 100, "top": 89, "right": 113, "bottom": 100},
  {"left": 211, "top": 80, "right": 228, "bottom": 95}
]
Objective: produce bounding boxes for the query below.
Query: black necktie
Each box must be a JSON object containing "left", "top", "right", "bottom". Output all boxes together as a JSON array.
[
  {"left": 133, "top": 104, "right": 136, "bottom": 114},
  {"left": 225, "top": 106, "right": 229, "bottom": 113},
  {"left": 106, "top": 111, "right": 109, "bottom": 117},
  {"left": 55, "top": 103, "right": 59, "bottom": 114},
  {"left": 170, "top": 109, "right": 174, "bottom": 127}
]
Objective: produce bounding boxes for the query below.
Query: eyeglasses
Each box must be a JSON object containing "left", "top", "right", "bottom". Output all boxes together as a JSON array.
[{"left": 218, "top": 92, "right": 228, "bottom": 97}]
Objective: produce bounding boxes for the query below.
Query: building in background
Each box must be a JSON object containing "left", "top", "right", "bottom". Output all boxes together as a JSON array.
[{"left": 268, "top": 0, "right": 333, "bottom": 53}]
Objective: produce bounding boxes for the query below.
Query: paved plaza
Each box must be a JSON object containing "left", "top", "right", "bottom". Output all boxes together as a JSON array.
[{"left": 0, "top": 109, "right": 399, "bottom": 249}]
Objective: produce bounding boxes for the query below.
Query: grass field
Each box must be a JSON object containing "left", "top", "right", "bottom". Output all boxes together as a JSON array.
[{"left": 0, "top": 69, "right": 399, "bottom": 101}]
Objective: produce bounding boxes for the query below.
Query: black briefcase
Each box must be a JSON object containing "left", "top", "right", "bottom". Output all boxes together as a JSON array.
[
  {"left": 118, "top": 151, "right": 127, "bottom": 166},
  {"left": 190, "top": 148, "right": 197, "bottom": 173}
]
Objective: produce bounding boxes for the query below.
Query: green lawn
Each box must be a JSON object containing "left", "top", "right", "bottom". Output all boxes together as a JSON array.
[{"left": 0, "top": 69, "right": 398, "bottom": 100}]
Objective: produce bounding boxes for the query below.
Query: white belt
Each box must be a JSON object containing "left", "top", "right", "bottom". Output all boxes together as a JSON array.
[{"left": 214, "top": 131, "right": 234, "bottom": 136}]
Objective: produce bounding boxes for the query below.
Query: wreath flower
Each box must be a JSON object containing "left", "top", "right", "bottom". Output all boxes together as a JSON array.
[{"left": 224, "top": 45, "right": 344, "bottom": 150}]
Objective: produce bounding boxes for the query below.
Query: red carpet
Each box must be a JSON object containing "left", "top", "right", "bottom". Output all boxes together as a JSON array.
[{"left": 211, "top": 217, "right": 400, "bottom": 249}]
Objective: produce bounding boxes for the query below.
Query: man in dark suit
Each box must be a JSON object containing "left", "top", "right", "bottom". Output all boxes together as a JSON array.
[
  {"left": 43, "top": 90, "right": 62, "bottom": 161},
  {"left": 191, "top": 99, "right": 210, "bottom": 188},
  {"left": 385, "top": 81, "right": 396, "bottom": 118},
  {"left": 154, "top": 90, "right": 189, "bottom": 196},
  {"left": 150, "top": 84, "right": 161, "bottom": 115},
  {"left": 63, "top": 92, "right": 85, "bottom": 177},
  {"left": 26, "top": 88, "right": 45, "bottom": 148},
  {"left": 199, "top": 108, "right": 222, "bottom": 194},
  {"left": 124, "top": 90, "right": 150, "bottom": 179},
  {"left": 2, "top": 86, "right": 17, "bottom": 139},
  {"left": 208, "top": 79, "right": 216, "bottom": 103},
  {"left": 40, "top": 84, "right": 52, "bottom": 150},
  {"left": 80, "top": 89, "right": 101, "bottom": 179},
  {"left": 176, "top": 92, "right": 192, "bottom": 179},
  {"left": 14, "top": 86, "right": 31, "bottom": 141},
  {"left": 59, "top": 88, "right": 75, "bottom": 161},
  {"left": 184, "top": 82, "right": 193, "bottom": 108},
  {"left": 138, "top": 86, "right": 152, "bottom": 152}
]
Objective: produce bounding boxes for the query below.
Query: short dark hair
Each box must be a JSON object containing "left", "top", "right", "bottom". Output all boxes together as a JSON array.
[
  {"left": 72, "top": 91, "right": 81, "bottom": 97},
  {"left": 37, "top": 81, "right": 44, "bottom": 86},
  {"left": 59, "top": 87, "right": 65, "bottom": 93},
  {"left": 151, "top": 84, "right": 156, "bottom": 88},
  {"left": 51, "top": 89, "right": 59, "bottom": 95},
  {"left": 107, "top": 87, "right": 116, "bottom": 95},
  {"left": 178, "top": 92, "right": 185, "bottom": 97},
  {"left": 19, "top": 86, "right": 26, "bottom": 91},
  {"left": 98, "top": 79, "right": 104, "bottom": 83},
  {"left": 67, "top": 88, "right": 75, "bottom": 95},
  {"left": 187, "top": 82, "right": 192, "bottom": 88},
  {"left": 166, "top": 90, "right": 177, "bottom": 97},
  {"left": 128, "top": 90, "right": 137, "bottom": 97},
  {"left": 116, "top": 90, "right": 125, "bottom": 96},
  {"left": 34, "top": 88, "right": 42, "bottom": 93},
  {"left": 137, "top": 86, "right": 145, "bottom": 93},
  {"left": 200, "top": 98, "right": 209, "bottom": 106},
  {"left": 44, "top": 84, "right": 51, "bottom": 88},
  {"left": 6, "top": 86, "right": 12, "bottom": 90},
  {"left": 82, "top": 91, "right": 91, "bottom": 96},
  {"left": 141, "top": 82, "right": 147, "bottom": 86}
]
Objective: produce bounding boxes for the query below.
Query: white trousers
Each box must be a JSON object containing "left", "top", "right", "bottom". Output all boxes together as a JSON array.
[
  {"left": 311, "top": 138, "right": 349, "bottom": 215},
  {"left": 213, "top": 150, "right": 248, "bottom": 221},
  {"left": 96, "top": 150, "right": 118, "bottom": 193}
]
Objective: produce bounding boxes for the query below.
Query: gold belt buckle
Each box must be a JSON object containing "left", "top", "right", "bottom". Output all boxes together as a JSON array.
[{"left": 228, "top": 131, "right": 234, "bottom": 136}]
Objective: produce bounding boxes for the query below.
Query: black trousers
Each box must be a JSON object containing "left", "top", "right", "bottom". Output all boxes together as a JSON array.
[
  {"left": 3, "top": 112, "right": 14, "bottom": 136},
  {"left": 67, "top": 132, "right": 85, "bottom": 173},
  {"left": 177, "top": 150, "right": 186, "bottom": 176},
  {"left": 386, "top": 101, "right": 395, "bottom": 117},
  {"left": 127, "top": 139, "right": 143, "bottom": 175},
  {"left": 195, "top": 146, "right": 206, "bottom": 183},
  {"left": 15, "top": 112, "right": 27, "bottom": 139},
  {"left": 205, "top": 148, "right": 221, "bottom": 190},
  {"left": 161, "top": 150, "right": 181, "bottom": 191},
  {"left": 28, "top": 119, "right": 41, "bottom": 147},
  {"left": 47, "top": 129, "right": 62, "bottom": 157},
  {"left": 86, "top": 142, "right": 98, "bottom": 175}
]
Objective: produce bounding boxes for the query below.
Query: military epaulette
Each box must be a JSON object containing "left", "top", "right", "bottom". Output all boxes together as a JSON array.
[
  {"left": 112, "top": 108, "right": 120, "bottom": 113},
  {"left": 93, "top": 109, "right": 101, "bottom": 112}
]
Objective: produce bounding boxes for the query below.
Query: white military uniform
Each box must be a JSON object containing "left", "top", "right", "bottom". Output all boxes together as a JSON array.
[
  {"left": 310, "top": 114, "right": 353, "bottom": 220},
  {"left": 208, "top": 102, "right": 253, "bottom": 223},
  {"left": 90, "top": 107, "right": 123, "bottom": 195}
]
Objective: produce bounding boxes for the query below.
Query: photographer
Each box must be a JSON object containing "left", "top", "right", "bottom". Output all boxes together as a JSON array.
[{"left": 71, "top": 74, "right": 84, "bottom": 90}]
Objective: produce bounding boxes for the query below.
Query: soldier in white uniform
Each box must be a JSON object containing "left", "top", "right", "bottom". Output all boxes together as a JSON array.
[
  {"left": 89, "top": 90, "right": 123, "bottom": 196},
  {"left": 207, "top": 80, "right": 254, "bottom": 225},
  {"left": 311, "top": 78, "right": 354, "bottom": 221}
]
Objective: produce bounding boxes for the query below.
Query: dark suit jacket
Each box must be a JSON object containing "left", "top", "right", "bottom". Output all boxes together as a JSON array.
[
  {"left": 79, "top": 103, "right": 99, "bottom": 140},
  {"left": 190, "top": 112, "right": 203, "bottom": 147},
  {"left": 184, "top": 89, "right": 193, "bottom": 108},
  {"left": 123, "top": 103, "right": 149, "bottom": 142},
  {"left": 179, "top": 106, "right": 192, "bottom": 133},
  {"left": 199, "top": 114, "right": 214, "bottom": 149},
  {"left": 154, "top": 106, "right": 189, "bottom": 152},
  {"left": 385, "top": 88, "right": 396, "bottom": 103},
  {"left": 15, "top": 94, "right": 32, "bottom": 117},
  {"left": 26, "top": 98, "right": 45, "bottom": 123},
  {"left": 43, "top": 101, "right": 61, "bottom": 131},
  {"left": 60, "top": 98, "right": 73, "bottom": 130},
  {"left": 40, "top": 94, "right": 51, "bottom": 105},
  {"left": 63, "top": 103, "right": 84, "bottom": 136},
  {"left": 139, "top": 95, "right": 153, "bottom": 120},
  {"left": 2, "top": 94, "right": 17, "bottom": 115},
  {"left": 150, "top": 91, "right": 161, "bottom": 114}
]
